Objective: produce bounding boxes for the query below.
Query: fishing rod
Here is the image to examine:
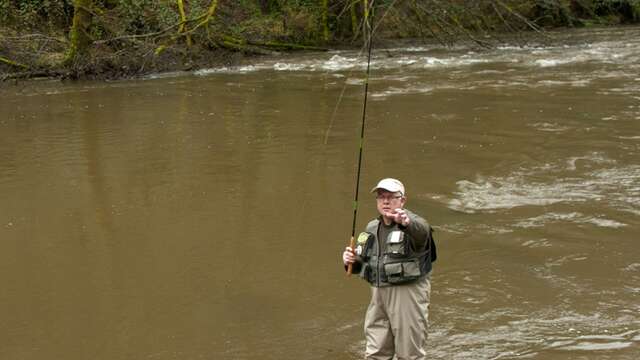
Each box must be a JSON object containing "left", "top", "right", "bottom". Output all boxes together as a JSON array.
[{"left": 347, "top": 2, "right": 374, "bottom": 276}]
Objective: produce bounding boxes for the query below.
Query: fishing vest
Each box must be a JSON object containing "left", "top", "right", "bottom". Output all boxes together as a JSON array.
[{"left": 355, "top": 212, "right": 436, "bottom": 287}]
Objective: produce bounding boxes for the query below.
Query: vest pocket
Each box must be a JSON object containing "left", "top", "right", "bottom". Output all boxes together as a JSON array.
[
  {"left": 385, "top": 231, "right": 406, "bottom": 256},
  {"left": 383, "top": 260, "right": 421, "bottom": 284},
  {"left": 403, "top": 260, "right": 421, "bottom": 277},
  {"left": 383, "top": 262, "right": 403, "bottom": 283}
]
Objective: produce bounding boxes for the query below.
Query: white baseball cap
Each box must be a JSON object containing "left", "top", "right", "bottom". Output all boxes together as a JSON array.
[{"left": 371, "top": 178, "right": 405, "bottom": 196}]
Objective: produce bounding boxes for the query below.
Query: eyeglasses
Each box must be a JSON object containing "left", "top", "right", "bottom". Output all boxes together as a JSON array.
[{"left": 375, "top": 194, "right": 403, "bottom": 201}]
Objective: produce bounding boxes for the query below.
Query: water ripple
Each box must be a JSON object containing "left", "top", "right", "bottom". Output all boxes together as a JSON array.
[
  {"left": 448, "top": 155, "right": 640, "bottom": 217},
  {"left": 429, "top": 312, "right": 640, "bottom": 360}
]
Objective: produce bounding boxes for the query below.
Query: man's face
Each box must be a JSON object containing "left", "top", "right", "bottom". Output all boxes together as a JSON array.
[{"left": 375, "top": 189, "right": 406, "bottom": 218}]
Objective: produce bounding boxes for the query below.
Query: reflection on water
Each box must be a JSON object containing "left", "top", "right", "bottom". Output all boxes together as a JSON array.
[{"left": 1, "top": 26, "right": 639, "bottom": 359}]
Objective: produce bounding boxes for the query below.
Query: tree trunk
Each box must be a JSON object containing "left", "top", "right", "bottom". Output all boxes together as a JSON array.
[
  {"left": 350, "top": 2, "right": 359, "bottom": 38},
  {"left": 363, "top": 0, "right": 370, "bottom": 45},
  {"left": 64, "top": 0, "right": 93, "bottom": 65},
  {"left": 322, "top": 0, "right": 330, "bottom": 42}
]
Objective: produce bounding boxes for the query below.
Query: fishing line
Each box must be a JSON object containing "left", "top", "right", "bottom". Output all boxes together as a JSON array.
[
  {"left": 351, "top": 14, "right": 373, "bottom": 238},
  {"left": 323, "top": 0, "right": 398, "bottom": 145},
  {"left": 311, "top": 1, "right": 396, "bottom": 274},
  {"left": 301, "top": 2, "right": 385, "bottom": 248},
  {"left": 347, "top": 1, "right": 375, "bottom": 275}
]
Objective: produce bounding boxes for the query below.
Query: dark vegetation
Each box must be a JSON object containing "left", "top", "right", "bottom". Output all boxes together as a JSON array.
[{"left": 1, "top": 0, "right": 639, "bottom": 80}]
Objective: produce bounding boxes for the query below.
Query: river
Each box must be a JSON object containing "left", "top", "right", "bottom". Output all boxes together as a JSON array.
[{"left": 1, "top": 26, "right": 639, "bottom": 359}]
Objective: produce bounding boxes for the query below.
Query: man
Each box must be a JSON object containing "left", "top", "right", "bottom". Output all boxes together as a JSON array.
[{"left": 342, "top": 178, "right": 437, "bottom": 360}]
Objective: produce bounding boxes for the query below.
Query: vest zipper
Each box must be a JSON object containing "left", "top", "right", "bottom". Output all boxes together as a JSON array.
[{"left": 376, "top": 223, "right": 382, "bottom": 287}]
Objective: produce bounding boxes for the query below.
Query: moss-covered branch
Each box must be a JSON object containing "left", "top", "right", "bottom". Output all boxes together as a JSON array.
[
  {"left": 0, "top": 55, "right": 28, "bottom": 69},
  {"left": 190, "top": 0, "right": 220, "bottom": 33},
  {"left": 177, "top": 0, "right": 192, "bottom": 46}
]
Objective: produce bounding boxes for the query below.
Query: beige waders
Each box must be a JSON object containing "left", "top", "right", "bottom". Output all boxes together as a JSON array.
[{"left": 364, "top": 274, "right": 431, "bottom": 360}]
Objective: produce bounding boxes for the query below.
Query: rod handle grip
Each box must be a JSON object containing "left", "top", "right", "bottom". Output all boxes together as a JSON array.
[{"left": 346, "top": 236, "right": 356, "bottom": 276}]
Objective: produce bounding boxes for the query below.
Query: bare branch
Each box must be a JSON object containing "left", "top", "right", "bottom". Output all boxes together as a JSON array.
[{"left": 494, "top": 0, "right": 546, "bottom": 35}]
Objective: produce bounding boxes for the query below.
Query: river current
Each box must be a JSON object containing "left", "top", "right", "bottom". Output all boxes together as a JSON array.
[{"left": 1, "top": 26, "right": 639, "bottom": 359}]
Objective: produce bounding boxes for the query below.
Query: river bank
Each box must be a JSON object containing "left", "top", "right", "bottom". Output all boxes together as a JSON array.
[{"left": 2, "top": 0, "right": 639, "bottom": 81}]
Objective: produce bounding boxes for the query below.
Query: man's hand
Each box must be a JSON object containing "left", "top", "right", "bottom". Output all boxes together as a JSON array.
[
  {"left": 343, "top": 247, "right": 355, "bottom": 265},
  {"left": 388, "top": 208, "right": 410, "bottom": 226}
]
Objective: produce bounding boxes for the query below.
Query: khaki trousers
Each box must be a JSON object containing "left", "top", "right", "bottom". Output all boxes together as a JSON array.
[{"left": 364, "top": 275, "right": 431, "bottom": 360}]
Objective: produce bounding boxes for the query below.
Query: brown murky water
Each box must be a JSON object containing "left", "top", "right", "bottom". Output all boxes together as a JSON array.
[{"left": 1, "top": 27, "right": 639, "bottom": 359}]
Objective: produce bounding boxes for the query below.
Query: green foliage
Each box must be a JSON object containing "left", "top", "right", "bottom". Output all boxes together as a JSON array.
[
  {"left": 0, "top": 0, "right": 10, "bottom": 24},
  {"left": 3, "top": 0, "right": 640, "bottom": 38},
  {"left": 542, "top": 0, "right": 640, "bottom": 24},
  {"left": 115, "top": 0, "right": 173, "bottom": 34},
  {"left": 592, "top": 0, "right": 640, "bottom": 22},
  {"left": 633, "top": 0, "right": 640, "bottom": 20},
  {"left": 528, "top": 0, "right": 578, "bottom": 27},
  {"left": 214, "top": 1, "right": 324, "bottom": 43},
  {"left": 280, "top": 4, "right": 323, "bottom": 42},
  {"left": 0, "top": 0, "right": 73, "bottom": 29}
]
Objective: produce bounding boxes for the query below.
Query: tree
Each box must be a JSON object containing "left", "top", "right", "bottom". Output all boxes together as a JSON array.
[{"left": 64, "top": 0, "right": 93, "bottom": 65}]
